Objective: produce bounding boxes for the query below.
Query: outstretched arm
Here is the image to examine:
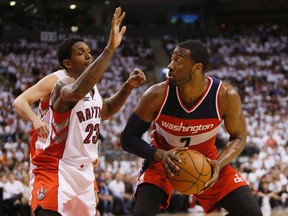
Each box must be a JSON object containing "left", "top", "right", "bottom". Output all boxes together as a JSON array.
[
  {"left": 101, "top": 68, "right": 146, "bottom": 120},
  {"left": 52, "top": 7, "right": 126, "bottom": 112},
  {"left": 12, "top": 73, "right": 59, "bottom": 137}
]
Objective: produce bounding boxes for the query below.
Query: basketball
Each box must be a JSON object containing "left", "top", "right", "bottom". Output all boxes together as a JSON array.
[{"left": 168, "top": 149, "right": 212, "bottom": 195}]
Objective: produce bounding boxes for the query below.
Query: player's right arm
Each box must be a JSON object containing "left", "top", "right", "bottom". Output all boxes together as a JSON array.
[
  {"left": 121, "top": 82, "right": 186, "bottom": 178},
  {"left": 51, "top": 7, "right": 126, "bottom": 113},
  {"left": 12, "top": 73, "right": 59, "bottom": 138},
  {"left": 120, "top": 83, "right": 164, "bottom": 160}
]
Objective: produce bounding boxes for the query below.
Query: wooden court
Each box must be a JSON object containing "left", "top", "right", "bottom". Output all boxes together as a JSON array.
[{"left": 157, "top": 208, "right": 288, "bottom": 216}]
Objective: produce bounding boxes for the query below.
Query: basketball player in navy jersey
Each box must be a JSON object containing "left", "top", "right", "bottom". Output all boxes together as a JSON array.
[{"left": 121, "top": 40, "right": 262, "bottom": 215}]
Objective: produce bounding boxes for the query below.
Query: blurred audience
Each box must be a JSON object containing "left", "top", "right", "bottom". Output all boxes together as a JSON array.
[{"left": 0, "top": 23, "right": 287, "bottom": 215}]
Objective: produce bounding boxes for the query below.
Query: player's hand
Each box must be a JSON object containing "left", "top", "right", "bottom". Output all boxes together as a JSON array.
[
  {"left": 106, "top": 7, "right": 126, "bottom": 52},
  {"left": 198, "top": 158, "right": 220, "bottom": 194},
  {"left": 33, "top": 118, "right": 49, "bottom": 138},
  {"left": 155, "top": 147, "right": 188, "bottom": 179},
  {"left": 127, "top": 68, "right": 147, "bottom": 88},
  {"left": 92, "top": 159, "right": 100, "bottom": 168}
]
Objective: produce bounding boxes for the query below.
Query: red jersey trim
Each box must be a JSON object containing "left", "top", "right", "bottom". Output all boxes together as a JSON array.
[
  {"left": 40, "top": 100, "right": 49, "bottom": 110},
  {"left": 52, "top": 110, "right": 71, "bottom": 124},
  {"left": 154, "top": 81, "right": 170, "bottom": 121},
  {"left": 216, "top": 81, "right": 223, "bottom": 121}
]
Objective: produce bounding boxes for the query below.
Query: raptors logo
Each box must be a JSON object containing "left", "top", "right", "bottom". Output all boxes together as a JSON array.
[{"left": 36, "top": 184, "right": 48, "bottom": 200}]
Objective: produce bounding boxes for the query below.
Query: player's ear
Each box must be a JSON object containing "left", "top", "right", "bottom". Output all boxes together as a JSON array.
[
  {"left": 193, "top": 63, "right": 203, "bottom": 73},
  {"left": 63, "top": 60, "right": 71, "bottom": 70}
]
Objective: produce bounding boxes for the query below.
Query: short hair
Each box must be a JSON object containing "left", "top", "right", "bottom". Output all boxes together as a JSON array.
[
  {"left": 57, "top": 37, "right": 85, "bottom": 69},
  {"left": 177, "top": 40, "right": 209, "bottom": 72}
]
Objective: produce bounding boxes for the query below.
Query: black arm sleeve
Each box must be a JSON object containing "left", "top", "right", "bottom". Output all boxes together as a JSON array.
[{"left": 120, "top": 112, "right": 157, "bottom": 161}]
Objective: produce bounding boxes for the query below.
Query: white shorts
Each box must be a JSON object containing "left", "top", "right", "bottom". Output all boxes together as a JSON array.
[{"left": 31, "top": 158, "right": 96, "bottom": 216}]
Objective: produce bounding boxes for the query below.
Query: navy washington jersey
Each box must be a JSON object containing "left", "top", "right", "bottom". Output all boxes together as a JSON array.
[{"left": 151, "top": 76, "right": 223, "bottom": 159}]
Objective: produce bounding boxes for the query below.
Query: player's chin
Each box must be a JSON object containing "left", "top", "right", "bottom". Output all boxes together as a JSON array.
[
  {"left": 83, "top": 64, "right": 90, "bottom": 69},
  {"left": 167, "top": 78, "right": 176, "bottom": 86}
]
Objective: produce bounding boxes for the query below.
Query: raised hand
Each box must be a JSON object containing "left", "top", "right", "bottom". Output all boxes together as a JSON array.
[
  {"left": 106, "top": 7, "right": 127, "bottom": 52},
  {"left": 127, "top": 68, "right": 147, "bottom": 88}
]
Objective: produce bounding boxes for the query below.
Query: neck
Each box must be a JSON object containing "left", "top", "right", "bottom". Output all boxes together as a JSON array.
[
  {"left": 66, "top": 69, "right": 80, "bottom": 80},
  {"left": 178, "top": 76, "right": 208, "bottom": 108}
]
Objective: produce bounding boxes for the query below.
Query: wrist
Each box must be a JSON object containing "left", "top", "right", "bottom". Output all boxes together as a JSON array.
[
  {"left": 104, "top": 46, "right": 116, "bottom": 54},
  {"left": 216, "top": 159, "right": 224, "bottom": 170},
  {"left": 154, "top": 149, "right": 165, "bottom": 162},
  {"left": 123, "top": 81, "right": 134, "bottom": 92},
  {"left": 31, "top": 116, "right": 40, "bottom": 124}
]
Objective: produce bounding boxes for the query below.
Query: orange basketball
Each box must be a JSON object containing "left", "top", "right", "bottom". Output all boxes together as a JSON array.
[{"left": 168, "top": 149, "right": 212, "bottom": 195}]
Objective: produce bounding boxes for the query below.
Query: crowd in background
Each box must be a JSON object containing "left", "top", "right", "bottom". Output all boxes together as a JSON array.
[{"left": 0, "top": 23, "right": 287, "bottom": 215}]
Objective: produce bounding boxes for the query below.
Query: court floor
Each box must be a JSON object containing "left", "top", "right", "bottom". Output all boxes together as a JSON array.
[{"left": 157, "top": 208, "right": 288, "bottom": 216}]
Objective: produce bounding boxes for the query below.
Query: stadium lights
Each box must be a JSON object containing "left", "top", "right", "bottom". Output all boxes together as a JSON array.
[
  {"left": 10, "top": 1, "right": 16, "bottom": 6},
  {"left": 70, "top": 4, "right": 77, "bottom": 10},
  {"left": 71, "top": 25, "right": 79, "bottom": 33}
]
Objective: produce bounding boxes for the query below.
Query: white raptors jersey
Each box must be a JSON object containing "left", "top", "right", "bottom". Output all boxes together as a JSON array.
[
  {"left": 34, "top": 70, "right": 68, "bottom": 151},
  {"left": 34, "top": 82, "right": 103, "bottom": 165},
  {"left": 38, "top": 69, "right": 67, "bottom": 119}
]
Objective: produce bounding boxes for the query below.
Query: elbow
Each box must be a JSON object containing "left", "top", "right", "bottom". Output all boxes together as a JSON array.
[
  {"left": 63, "top": 88, "right": 85, "bottom": 101},
  {"left": 120, "top": 131, "right": 129, "bottom": 152},
  {"left": 70, "top": 88, "right": 86, "bottom": 101},
  {"left": 12, "top": 98, "right": 20, "bottom": 111},
  {"left": 101, "top": 114, "right": 113, "bottom": 121},
  {"left": 12, "top": 100, "right": 17, "bottom": 109}
]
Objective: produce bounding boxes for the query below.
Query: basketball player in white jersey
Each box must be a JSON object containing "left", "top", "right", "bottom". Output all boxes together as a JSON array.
[{"left": 13, "top": 7, "right": 146, "bottom": 216}]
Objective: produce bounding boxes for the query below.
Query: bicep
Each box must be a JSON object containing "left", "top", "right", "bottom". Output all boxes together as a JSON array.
[
  {"left": 56, "top": 78, "right": 81, "bottom": 102},
  {"left": 134, "top": 84, "right": 165, "bottom": 123},
  {"left": 50, "top": 79, "right": 77, "bottom": 113}
]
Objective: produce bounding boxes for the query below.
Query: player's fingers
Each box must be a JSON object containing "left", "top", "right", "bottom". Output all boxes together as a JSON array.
[
  {"left": 44, "top": 125, "right": 49, "bottom": 134},
  {"left": 162, "top": 163, "right": 171, "bottom": 178},
  {"left": 120, "top": 26, "right": 127, "bottom": 36},
  {"left": 111, "top": 8, "right": 118, "bottom": 25},
  {"left": 198, "top": 177, "right": 215, "bottom": 194},
  {"left": 37, "top": 130, "right": 45, "bottom": 138},
  {"left": 199, "top": 167, "right": 218, "bottom": 194},
  {"left": 166, "top": 164, "right": 177, "bottom": 178},
  {"left": 172, "top": 147, "right": 188, "bottom": 162},
  {"left": 118, "top": 11, "right": 126, "bottom": 24},
  {"left": 132, "top": 68, "right": 142, "bottom": 74}
]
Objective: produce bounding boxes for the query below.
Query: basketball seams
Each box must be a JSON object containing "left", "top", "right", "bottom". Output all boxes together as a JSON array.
[
  {"left": 180, "top": 151, "right": 208, "bottom": 184},
  {"left": 169, "top": 150, "right": 212, "bottom": 194}
]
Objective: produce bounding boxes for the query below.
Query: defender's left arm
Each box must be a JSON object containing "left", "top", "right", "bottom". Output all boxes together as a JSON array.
[{"left": 101, "top": 68, "right": 146, "bottom": 120}]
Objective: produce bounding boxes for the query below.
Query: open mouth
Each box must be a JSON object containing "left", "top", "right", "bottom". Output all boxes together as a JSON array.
[{"left": 167, "top": 72, "right": 174, "bottom": 79}]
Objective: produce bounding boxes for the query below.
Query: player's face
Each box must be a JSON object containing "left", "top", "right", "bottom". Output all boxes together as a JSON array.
[
  {"left": 167, "top": 47, "right": 194, "bottom": 86},
  {"left": 67, "top": 41, "right": 93, "bottom": 74}
]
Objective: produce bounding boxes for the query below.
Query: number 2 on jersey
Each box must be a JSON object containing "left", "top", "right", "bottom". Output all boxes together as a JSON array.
[{"left": 180, "top": 137, "right": 191, "bottom": 147}]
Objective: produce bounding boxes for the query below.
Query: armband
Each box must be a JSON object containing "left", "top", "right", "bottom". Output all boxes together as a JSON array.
[{"left": 120, "top": 112, "right": 156, "bottom": 161}]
